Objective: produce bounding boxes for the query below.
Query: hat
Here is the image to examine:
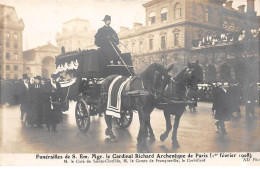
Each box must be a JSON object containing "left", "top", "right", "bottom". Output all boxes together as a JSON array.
[
  {"left": 22, "top": 73, "right": 29, "bottom": 79},
  {"left": 34, "top": 76, "right": 41, "bottom": 80},
  {"left": 102, "top": 15, "right": 111, "bottom": 21},
  {"left": 51, "top": 74, "right": 58, "bottom": 79}
]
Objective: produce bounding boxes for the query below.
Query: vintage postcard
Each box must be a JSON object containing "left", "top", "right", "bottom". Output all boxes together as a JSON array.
[{"left": 0, "top": 0, "right": 259, "bottom": 166}]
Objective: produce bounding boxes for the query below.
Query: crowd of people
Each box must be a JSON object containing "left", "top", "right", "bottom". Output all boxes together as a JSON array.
[
  {"left": 0, "top": 74, "right": 64, "bottom": 132},
  {"left": 192, "top": 29, "right": 260, "bottom": 48}
]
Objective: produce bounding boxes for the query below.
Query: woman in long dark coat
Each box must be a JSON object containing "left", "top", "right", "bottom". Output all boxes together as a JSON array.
[
  {"left": 43, "top": 75, "right": 63, "bottom": 132},
  {"left": 212, "top": 85, "right": 232, "bottom": 134}
]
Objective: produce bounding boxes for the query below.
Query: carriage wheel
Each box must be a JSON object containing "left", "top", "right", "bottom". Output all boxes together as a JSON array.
[
  {"left": 75, "top": 99, "right": 90, "bottom": 133},
  {"left": 115, "top": 110, "right": 133, "bottom": 128}
]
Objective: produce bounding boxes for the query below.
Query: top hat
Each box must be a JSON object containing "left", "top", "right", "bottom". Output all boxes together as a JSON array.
[
  {"left": 34, "top": 76, "right": 41, "bottom": 80},
  {"left": 22, "top": 73, "right": 29, "bottom": 79},
  {"left": 102, "top": 15, "right": 111, "bottom": 21}
]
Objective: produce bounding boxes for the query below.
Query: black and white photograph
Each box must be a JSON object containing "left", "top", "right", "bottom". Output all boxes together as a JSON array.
[{"left": 0, "top": 0, "right": 259, "bottom": 166}]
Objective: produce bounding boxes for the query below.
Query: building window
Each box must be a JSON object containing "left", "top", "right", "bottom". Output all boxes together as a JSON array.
[
  {"left": 14, "top": 43, "right": 18, "bottom": 49},
  {"left": 205, "top": 7, "right": 212, "bottom": 22},
  {"left": 132, "top": 43, "right": 135, "bottom": 53},
  {"left": 14, "top": 33, "right": 18, "bottom": 39},
  {"left": 6, "top": 74, "right": 10, "bottom": 79},
  {"left": 0, "top": 42, "right": 2, "bottom": 48},
  {"left": 0, "top": 65, "right": 1, "bottom": 70},
  {"left": 125, "top": 44, "right": 128, "bottom": 52},
  {"left": 198, "top": 4, "right": 204, "bottom": 21},
  {"left": 6, "top": 42, "right": 9, "bottom": 48},
  {"left": 0, "top": 53, "right": 2, "bottom": 59},
  {"left": 174, "top": 3, "right": 181, "bottom": 19},
  {"left": 149, "top": 12, "right": 156, "bottom": 26},
  {"left": 174, "top": 54, "right": 178, "bottom": 60},
  {"left": 174, "top": 33, "right": 179, "bottom": 46},
  {"left": 14, "top": 65, "right": 18, "bottom": 71},
  {"left": 161, "top": 8, "right": 168, "bottom": 22},
  {"left": 161, "top": 36, "right": 166, "bottom": 49},
  {"left": 6, "top": 65, "right": 10, "bottom": 71},
  {"left": 139, "top": 41, "right": 143, "bottom": 53},
  {"left": 149, "top": 39, "right": 153, "bottom": 50},
  {"left": 6, "top": 33, "right": 10, "bottom": 38},
  {"left": 193, "top": 6, "right": 197, "bottom": 18},
  {"left": 6, "top": 53, "right": 10, "bottom": 60}
]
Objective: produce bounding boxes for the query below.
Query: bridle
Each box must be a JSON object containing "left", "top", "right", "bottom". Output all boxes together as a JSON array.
[
  {"left": 152, "top": 70, "right": 168, "bottom": 100},
  {"left": 184, "top": 67, "right": 199, "bottom": 90}
]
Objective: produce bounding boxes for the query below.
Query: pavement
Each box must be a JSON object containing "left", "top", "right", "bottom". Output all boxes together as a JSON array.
[{"left": 0, "top": 101, "right": 259, "bottom": 153}]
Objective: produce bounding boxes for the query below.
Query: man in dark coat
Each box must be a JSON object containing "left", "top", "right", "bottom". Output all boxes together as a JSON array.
[
  {"left": 94, "top": 15, "right": 121, "bottom": 65},
  {"left": 27, "top": 76, "right": 43, "bottom": 126},
  {"left": 212, "top": 85, "right": 232, "bottom": 134},
  {"left": 245, "top": 83, "right": 258, "bottom": 118},
  {"left": 43, "top": 74, "right": 63, "bottom": 132},
  {"left": 227, "top": 84, "right": 242, "bottom": 118},
  {"left": 17, "top": 74, "right": 30, "bottom": 120}
]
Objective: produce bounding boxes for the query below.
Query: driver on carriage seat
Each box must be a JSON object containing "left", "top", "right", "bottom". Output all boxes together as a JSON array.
[{"left": 94, "top": 15, "right": 121, "bottom": 66}]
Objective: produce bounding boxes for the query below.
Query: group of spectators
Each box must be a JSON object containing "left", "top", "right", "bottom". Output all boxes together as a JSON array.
[
  {"left": 197, "top": 82, "right": 259, "bottom": 108},
  {"left": 0, "top": 74, "right": 63, "bottom": 132},
  {"left": 192, "top": 29, "right": 260, "bottom": 48}
]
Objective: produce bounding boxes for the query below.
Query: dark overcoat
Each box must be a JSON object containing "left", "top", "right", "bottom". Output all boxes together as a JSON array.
[
  {"left": 17, "top": 80, "right": 30, "bottom": 113},
  {"left": 226, "top": 85, "right": 242, "bottom": 113},
  {"left": 212, "top": 86, "right": 231, "bottom": 121},
  {"left": 94, "top": 25, "right": 121, "bottom": 63},
  {"left": 42, "top": 81, "right": 63, "bottom": 126},
  {"left": 27, "top": 83, "right": 43, "bottom": 125},
  {"left": 245, "top": 85, "right": 258, "bottom": 114}
]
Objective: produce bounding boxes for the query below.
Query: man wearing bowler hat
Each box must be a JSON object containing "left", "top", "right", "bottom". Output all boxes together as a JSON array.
[{"left": 95, "top": 15, "right": 121, "bottom": 65}]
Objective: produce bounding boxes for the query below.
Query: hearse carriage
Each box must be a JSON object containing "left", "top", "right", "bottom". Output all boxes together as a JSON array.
[{"left": 55, "top": 49, "right": 134, "bottom": 133}]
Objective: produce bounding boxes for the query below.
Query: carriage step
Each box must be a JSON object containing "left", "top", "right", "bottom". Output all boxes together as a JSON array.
[{"left": 126, "top": 90, "right": 150, "bottom": 96}]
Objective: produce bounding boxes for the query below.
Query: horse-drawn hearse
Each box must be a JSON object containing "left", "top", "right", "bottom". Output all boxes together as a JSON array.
[
  {"left": 55, "top": 48, "right": 203, "bottom": 148},
  {"left": 55, "top": 49, "right": 134, "bottom": 133}
]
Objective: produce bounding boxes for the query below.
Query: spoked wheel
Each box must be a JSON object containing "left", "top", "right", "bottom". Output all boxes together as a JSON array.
[
  {"left": 75, "top": 99, "right": 90, "bottom": 133},
  {"left": 115, "top": 110, "right": 133, "bottom": 128}
]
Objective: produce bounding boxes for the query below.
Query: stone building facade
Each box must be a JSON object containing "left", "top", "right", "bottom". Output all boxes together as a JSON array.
[
  {"left": 23, "top": 43, "right": 60, "bottom": 78},
  {"left": 56, "top": 18, "right": 94, "bottom": 52},
  {"left": 118, "top": 0, "right": 259, "bottom": 78},
  {"left": 0, "top": 4, "right": 24, "bottom": 79}
]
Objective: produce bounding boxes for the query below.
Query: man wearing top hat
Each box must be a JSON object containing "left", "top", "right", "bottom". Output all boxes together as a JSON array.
[
  {"left": 17, "top": 74, "right": 30, "bottom": 121},
  {"left": 27, "top": 76, "right": 43, "bottom": 126},
  {"left": 95, "top": 15, "right": 121, "bottom": 65}
]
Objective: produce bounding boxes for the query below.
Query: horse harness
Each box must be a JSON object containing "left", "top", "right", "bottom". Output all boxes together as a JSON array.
[{"left": 125, "top": 74, "right": 164, "bottom": 99}]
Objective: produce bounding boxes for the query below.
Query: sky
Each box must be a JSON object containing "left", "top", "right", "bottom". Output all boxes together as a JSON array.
[{"left": 0, "top": 0, "right": 259, "bottom": 51}]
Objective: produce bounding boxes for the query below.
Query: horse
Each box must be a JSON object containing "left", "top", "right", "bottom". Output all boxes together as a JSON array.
[
  {"left": 157, "top": 60, "right": 203, "bottom": 148},
  {"left": 99, "top": 63, "right": 174, "bottom": 147}
]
